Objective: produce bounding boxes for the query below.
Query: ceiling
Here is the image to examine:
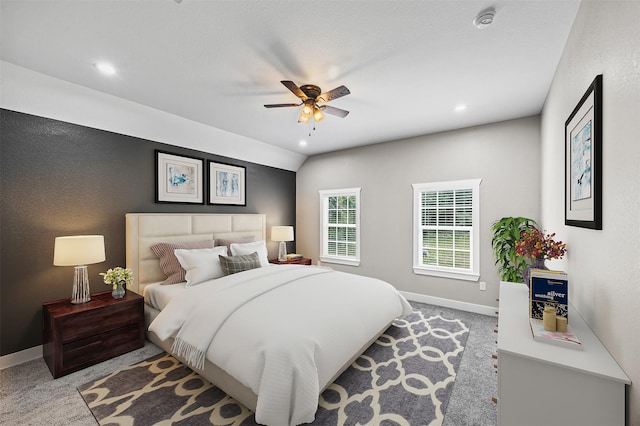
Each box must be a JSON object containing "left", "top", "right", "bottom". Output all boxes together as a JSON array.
[{"left": 1, "top": 1, "right": 581, "bottom": 157}]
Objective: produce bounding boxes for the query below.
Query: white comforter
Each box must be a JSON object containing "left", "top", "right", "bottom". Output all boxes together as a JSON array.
[{"left": 149, "top": 265, "right": 413, "bottom": 426}]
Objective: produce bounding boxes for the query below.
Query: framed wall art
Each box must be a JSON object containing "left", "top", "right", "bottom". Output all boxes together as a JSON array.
[
  {"left": 155, "top": 150, "right": 204, "bottom": 204},
  {"left": 565, "top": 74, "right": 602, "bottom": 230},
  {"left": 208, "top": 161, "right": 246, "bottom": 206}
]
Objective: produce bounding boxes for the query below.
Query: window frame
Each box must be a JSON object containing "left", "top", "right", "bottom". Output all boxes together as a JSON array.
[
  {"left": 319, "top": 187, "right": 361, "bottom": 267},
  {"left": 412, "top": 179, "right": 481, "bottom": 281}
]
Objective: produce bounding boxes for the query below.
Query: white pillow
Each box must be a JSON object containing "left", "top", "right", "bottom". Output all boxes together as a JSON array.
[
  {"left": 230, "top": 240, "right": 269, "bottom": 267},
  {"left": 174, "top": 246, "right": 229, "bottom": 287}
]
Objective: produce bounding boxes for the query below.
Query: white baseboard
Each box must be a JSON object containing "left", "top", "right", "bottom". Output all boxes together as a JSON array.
[
  {"left": 0, "top": 345, "right": 42, "bottom": 370},
  {"left": 402, "top": 291, "right": 497, "bottom": 317}
]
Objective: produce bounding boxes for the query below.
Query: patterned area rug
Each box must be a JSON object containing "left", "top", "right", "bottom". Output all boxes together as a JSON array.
[{"left": 78, "top": 311, "right": 469, "bottom": 425}]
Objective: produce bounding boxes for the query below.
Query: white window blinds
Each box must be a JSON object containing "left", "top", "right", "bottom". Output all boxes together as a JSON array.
[
  {"left": 413, "top": 179, "right": 481, "bottom": 281},
  {"left": 319, "top": 188, "right": 361, "bottom": 266}
]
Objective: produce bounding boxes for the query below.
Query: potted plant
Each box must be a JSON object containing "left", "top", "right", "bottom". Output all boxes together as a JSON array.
[
  {"left": 491, "top": 217, "right": 537, "bottom": 283},
  {"left": 100, "top": 267, "right": 133, "bottom": 299}
]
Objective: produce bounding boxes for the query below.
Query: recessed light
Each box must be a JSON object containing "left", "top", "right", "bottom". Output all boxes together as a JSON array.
[
  {"left": 94, "top": 62, "right": 116, "bottom": 76},
  {"left": 299, "top": 140, "right": 308, "bottom": 147},
  {"left": 455, "top": 104, "right": 467, "bottom": 112}
]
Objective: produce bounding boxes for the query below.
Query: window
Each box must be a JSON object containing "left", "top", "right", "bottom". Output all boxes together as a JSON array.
[
  {"left": 412, "top": 179, "right": 481, "bottom": 281},
  {"left": 319, "top": 188, "right": 361, "bottom": 266}
]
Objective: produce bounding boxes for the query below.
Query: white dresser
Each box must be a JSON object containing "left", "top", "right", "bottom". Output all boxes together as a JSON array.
[{"left": 497, "top": 281, "right": 630, "bottom": 426}]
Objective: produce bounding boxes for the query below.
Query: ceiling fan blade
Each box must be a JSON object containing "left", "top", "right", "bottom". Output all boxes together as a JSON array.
[
  {"left": 318, "top": 85, "right": 350, "bottom": 103},
  {"left": 264, "top": 103, "right": 301, "bottom": 108},
  {"left": 321, "top": 105, "right": 350, "bottom": 118},
  {"left": 280, "top": 80, "right": 307, "bottom": 100}
]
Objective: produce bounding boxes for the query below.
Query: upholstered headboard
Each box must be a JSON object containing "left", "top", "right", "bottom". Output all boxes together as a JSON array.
[{"left": 125, "top": 213, "right": 266, "bottom": 294}]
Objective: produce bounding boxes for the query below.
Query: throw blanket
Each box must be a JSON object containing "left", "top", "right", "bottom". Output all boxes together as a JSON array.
[{"left": 149, "top": 265, "right": 413, "bottom": 426}]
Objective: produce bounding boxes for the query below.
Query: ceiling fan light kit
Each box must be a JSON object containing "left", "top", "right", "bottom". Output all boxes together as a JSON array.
[
  {"left": 265, "top": 80, "right": 350, "bottom": 125},
  {"left": 302, "top": 101, "right": 313, "bottom": 115},
  {"left": 298, "top": 108, "right": 311, "bottom": 124}
]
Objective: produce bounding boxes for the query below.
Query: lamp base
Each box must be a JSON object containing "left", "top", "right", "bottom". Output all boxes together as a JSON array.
[
  {"left": 71, "top": 265, "right": 91, "bottom": 304},
  {"left": 278, "top": 241, "right": 287, "bottom": 262}
]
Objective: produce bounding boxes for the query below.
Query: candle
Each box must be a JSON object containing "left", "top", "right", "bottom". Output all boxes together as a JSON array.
[
  {"left": 556, "top": 316, "right": 568, "bottom": 332},
  {"left": 543, "top": 305, "right": 557, "bottom": 331}
]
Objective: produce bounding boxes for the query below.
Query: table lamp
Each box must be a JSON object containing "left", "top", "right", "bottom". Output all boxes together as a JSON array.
[
  {"left": 271, "top": 226, "right": 294, "bottom": 262},
  {"left": 53, "top": 235, "right": 106, "bottom": 304}
]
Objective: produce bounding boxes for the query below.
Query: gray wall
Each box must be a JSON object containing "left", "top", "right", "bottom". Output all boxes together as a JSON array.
[
  {"left": 540, "top": 2, "right": 640, "bottom": 421},
  {"left": 0, "top": 109, "right": 296, "bottom": 356},
  {"left": 296, "top": 116, "right": 541, "bottom": 308}
]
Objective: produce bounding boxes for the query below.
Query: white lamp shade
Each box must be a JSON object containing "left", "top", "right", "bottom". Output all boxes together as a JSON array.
[
  {"left": 53, "top": 235, "right": 106, "bottom": 266},
  {"left": 271, "top": 226, "right": 294, "bottom": 242}
]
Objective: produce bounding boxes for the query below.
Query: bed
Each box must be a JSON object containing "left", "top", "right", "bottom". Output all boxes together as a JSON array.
[{"left": 125, "top": 213, "right": 412, "bottom": 426}]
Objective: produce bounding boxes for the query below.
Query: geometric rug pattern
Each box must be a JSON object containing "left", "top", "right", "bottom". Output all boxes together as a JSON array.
[{"left": 78, "top": 311, "right": 469, "bottom": 426}]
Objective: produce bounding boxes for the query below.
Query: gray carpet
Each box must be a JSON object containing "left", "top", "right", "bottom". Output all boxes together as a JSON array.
[
  {"left": 420, "top": 303, "right": 499, "bottom": 426},
  {"left": 78, "top": 311, "right": 469, "bottom": 425},
  {"left": 0, "top": 302, "right": 497, "bottom": 425}
]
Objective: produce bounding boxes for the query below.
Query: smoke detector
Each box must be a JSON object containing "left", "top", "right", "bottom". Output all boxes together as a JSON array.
[{"left": 473, "top": 8, "right": 496, "bottom": 29}]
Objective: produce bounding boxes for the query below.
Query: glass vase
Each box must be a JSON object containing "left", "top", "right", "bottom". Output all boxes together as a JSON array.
[
  {"left": 112, "top": 281, "right": 126, "bottom": 299},
  {"left": 523, "top": 257, "right": 547, "bottom": 287}
]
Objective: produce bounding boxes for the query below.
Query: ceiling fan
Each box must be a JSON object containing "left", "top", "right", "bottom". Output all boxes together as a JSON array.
[{"left": 264, "top": 80, "right": 350, "bottom": 124}]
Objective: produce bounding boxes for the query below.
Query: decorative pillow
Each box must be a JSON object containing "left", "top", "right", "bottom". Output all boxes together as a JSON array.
[
  {"left": 215, "top": 235, "right": 256, "bottom": 255},
  {"left": 219, "top": 252, "right": 261, "bottom": 276},
  {"left": 230, "top": 240, "right": 269, "bottom": 267},
  {"left": 174, "top": 246, "right": 228, "bottom": 287},
  {"left": 150, "top": 240, "right": 215, "bottom": 284}
]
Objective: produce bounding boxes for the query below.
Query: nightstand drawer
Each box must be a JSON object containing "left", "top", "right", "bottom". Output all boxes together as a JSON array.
[
  {"left": 61, "top": 323, "right": 142, "bottom": 373},
  {"left": 59, "top": 302, "right": 140, "bottom": 342},
  {"left": 43, "top": 291, "right": 145, "bottom": 378}
]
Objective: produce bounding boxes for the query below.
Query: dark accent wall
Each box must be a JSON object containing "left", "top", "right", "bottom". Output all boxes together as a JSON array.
[{"left": 0, "top": 109, "right": 296, "bottom": 356}]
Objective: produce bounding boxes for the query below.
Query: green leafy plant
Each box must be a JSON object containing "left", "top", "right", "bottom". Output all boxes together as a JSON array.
[{"left": 491, "top": 217, "right": 537, "bottom": 283}]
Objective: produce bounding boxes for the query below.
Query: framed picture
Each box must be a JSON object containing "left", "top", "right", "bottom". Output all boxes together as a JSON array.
[
  {"left": 155, "top": 150, "right": 204, "bottom": 204},
  {"left": 208, "top": 161, "right": 246, "bottom": 205},
  {"left": 565, "top": 74, "right": 602, "bottom": 230}
]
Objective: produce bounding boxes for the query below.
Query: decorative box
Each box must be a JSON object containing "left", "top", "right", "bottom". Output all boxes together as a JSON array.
[{"left": 529, "top": 270, "right": 568, "bottom": 320}]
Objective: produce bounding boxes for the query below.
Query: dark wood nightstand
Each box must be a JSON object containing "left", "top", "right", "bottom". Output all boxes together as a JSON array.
[
  {"left": 42, "top": 290, "right": 145, "bottom": 378},
  {"left": 269, "top": 257, "right": 312, "bottom": 265}
]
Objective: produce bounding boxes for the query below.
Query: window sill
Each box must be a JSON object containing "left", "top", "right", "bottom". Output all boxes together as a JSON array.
[
  {"left": 320, "top": 256, "right": 360, "bottom": 267},
  {"left": 413, "top": 266, "right": 479, "bottom": 281}
]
